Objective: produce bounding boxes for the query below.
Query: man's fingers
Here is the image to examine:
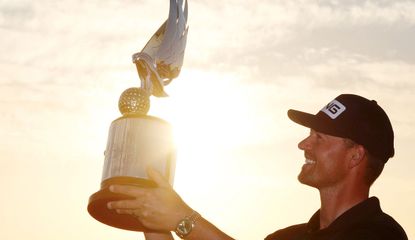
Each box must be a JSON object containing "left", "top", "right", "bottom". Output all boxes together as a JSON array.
[
  {"left": 107, "top": 199, "right": 142, "bottom": 210},
  {"left": 109, "top": 184, "right": 147, "bottom": 196},
  {"left": 147, "top": 167, "right": 171, "bottom": 188},
  {"left": 115, "top": 209, "right": 134, "bottom": 215}
]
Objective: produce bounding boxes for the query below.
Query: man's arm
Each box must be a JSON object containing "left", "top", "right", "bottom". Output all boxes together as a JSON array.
[
  {"left": 107, "top": 168, "right": 234, "bottom": 240},
  {"left": 180, "top": 216, "right": 234, "bottom": 240},
  {"left": 142, "top": 218, "right": 232, "bottom": 240},
  {"left": 144, "top": 232, "right": 174, "bottom": 240}
]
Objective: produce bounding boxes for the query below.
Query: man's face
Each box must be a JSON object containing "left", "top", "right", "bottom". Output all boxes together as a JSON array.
[{"left": 297, "top": 129, "right": 354, "bottom": 189}]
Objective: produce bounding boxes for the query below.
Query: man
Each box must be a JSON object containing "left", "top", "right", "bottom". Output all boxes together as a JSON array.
[{"left": 107, "top": 94, "right": 408, "bottom": 240}]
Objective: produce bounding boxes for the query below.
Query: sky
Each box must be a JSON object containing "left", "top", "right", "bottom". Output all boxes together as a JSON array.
[{"left": 1, "top": 0, "right": 414, "bottom": 239}]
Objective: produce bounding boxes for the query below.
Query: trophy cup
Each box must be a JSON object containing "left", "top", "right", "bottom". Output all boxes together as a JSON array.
[{"left": 88, "top": 0, "right": 188, "bottom": 231}]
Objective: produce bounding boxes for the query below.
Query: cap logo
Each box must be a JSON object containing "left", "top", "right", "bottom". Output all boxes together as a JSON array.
[{"left": 321, "top": 100, "right": 346, "bottom": 119}]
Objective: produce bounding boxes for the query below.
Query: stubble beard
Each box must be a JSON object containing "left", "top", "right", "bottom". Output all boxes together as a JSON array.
[{"left": 297, "top": 167, "right": 318, "bottom": 188}]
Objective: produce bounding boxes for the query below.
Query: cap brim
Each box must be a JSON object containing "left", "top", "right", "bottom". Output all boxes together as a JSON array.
[
  {"left": 288, "top": 109, "right": 347, "bottom": 139},
  {"left": 287, "top": 109, "right": 326, "bottom": 132}
]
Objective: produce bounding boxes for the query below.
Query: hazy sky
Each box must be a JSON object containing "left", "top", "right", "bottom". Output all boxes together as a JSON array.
[{"left": 1, "top": 0, "right": 414, "bottom": 239}]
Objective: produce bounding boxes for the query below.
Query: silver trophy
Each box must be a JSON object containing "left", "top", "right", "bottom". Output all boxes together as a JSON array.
[{"left": 88, "top": 0, "right": 188, "bottom": 231}]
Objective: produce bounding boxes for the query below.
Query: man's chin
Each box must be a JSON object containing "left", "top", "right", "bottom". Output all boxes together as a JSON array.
[{"left": 297, "top": 173, "right": 316, "bottom": 188}]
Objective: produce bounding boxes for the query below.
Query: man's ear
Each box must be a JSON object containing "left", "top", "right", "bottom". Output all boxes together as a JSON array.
[{"left": 349, "top": 145, "right": 366, "bottom": 169}]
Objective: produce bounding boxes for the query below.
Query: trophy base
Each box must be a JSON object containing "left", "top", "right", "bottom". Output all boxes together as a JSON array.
[{"left": 87, "top": 176, "right": 157, "bottom": 232}]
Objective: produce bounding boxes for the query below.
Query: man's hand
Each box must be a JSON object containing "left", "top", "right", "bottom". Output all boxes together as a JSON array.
[
  {"left": 143, "top": 232, "right": 174, "bottom": 240},
  {"left": 107, "top": 168, "right": 193, "bottom": 231}
]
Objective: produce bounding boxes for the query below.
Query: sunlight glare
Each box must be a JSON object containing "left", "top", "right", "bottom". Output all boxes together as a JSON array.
[{"left": 150, "top": 69, "right": 259, "bottom": 189}]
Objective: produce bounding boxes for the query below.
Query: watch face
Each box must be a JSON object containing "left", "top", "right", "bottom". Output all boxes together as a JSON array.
[{"left": 177, "top": 219, "right": 193, "bottom": 235}]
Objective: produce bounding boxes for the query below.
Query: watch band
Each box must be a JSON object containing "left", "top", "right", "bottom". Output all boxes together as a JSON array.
[
  {"left": 174, "top": 211, "right": 201, "bottom": 239},
  {"left": 187, "top": 211, "right": 201, "bottom": 223}
]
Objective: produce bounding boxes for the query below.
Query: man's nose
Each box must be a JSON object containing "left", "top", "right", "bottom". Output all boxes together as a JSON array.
[{"left": 298, "top": 136, "right": 311, "bottom": 150}]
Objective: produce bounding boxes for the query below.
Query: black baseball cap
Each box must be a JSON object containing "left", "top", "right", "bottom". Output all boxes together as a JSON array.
[{"left": 288, "top": 94, "right": 394, "bottom": 163}]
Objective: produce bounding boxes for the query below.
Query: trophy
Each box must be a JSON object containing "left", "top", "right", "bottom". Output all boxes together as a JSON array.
[{"left": 88, "top": 0, "right": 188, "bottom": 231}]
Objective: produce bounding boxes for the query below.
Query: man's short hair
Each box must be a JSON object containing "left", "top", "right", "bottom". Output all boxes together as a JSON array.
[{"left": 344, "top": 138, "right": 385, "bottom": 186}]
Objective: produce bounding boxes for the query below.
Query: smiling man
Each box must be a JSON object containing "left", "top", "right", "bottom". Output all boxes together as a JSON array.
[
  {"left": 107, "top": 94, "right": 407, "bottom": 240},
  {"left": 265, "top": 94, "right": 408, "bottom": 239}
]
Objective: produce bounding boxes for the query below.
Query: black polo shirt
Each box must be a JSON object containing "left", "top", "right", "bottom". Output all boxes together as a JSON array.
[{"left": 265, "top": 197, "right": 407, "bottom": 240}]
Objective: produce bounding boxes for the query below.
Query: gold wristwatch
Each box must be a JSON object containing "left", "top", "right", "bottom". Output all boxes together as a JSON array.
[{"left": 174, "top": 211, "right": 201, "bottom": 239}]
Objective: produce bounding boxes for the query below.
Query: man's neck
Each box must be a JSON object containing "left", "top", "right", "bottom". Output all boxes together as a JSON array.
[{"left": 318, "top": 185, "right": 369, "bottom": 229}]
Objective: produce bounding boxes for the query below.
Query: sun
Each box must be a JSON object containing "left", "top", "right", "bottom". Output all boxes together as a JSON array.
[{"left": 149, "top": 69, "right": 258, "bottom": 189}]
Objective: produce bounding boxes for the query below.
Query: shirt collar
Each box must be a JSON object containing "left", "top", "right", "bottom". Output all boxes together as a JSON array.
[{"left": 306, "top": 197, "right": 382, "bottom": 235}]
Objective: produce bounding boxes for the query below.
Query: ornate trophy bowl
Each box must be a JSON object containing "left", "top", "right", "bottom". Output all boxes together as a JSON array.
[{"left": 88, "top": 88, "right": 176, "bottom": 231}]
